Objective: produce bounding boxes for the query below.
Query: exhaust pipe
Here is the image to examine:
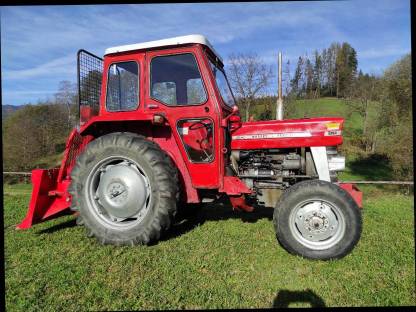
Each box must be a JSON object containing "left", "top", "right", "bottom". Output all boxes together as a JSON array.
[{"left": 276, "top": 52, "right": 283, "bottom": 120}]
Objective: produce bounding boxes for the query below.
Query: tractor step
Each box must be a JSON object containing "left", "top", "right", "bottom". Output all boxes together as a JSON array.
[{"left": 229, "top": 195, "right": 254, "bottom": 212}]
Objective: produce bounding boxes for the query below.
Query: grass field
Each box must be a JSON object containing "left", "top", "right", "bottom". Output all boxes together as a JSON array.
[
  {"left": 4, "top": 97, "right": 414, "bottom": 309},
  {"left": 4, "top": 183, "right": 415, "bottom": 310}
]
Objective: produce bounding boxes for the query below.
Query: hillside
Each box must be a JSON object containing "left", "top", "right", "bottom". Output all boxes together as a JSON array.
[
  {"left": 252, "top": 97, "right": 372, "bottom": 139},
  {"left": 2, "top": 104, "right": 26, "bottom": 120}
]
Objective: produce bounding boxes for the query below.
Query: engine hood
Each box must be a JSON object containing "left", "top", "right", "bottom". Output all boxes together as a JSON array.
[{"left": 230, "top": 117, "right": 344, "bottom": 150}]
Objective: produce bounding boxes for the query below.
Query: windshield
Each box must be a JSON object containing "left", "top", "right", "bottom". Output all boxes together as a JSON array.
[{"left": 208, "top": 59, "right": 236, "bottom": 108}]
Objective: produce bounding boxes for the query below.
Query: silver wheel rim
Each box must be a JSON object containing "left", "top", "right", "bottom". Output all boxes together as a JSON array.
[
  {"left": 85, "top": 156, "right": 151, "bottom": 229},
  {"left": 289, "top": 198, "right": 345, "bottom": 250}
]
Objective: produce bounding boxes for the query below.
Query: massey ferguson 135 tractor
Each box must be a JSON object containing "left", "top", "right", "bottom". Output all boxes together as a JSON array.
[{"left": 18, "top": 35, "right": 363, "bottom": 260}]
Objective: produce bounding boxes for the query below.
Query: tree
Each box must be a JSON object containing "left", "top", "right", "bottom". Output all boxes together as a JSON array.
[
  {"left": 335, "top": 42, "right": 357, "bottom": 97},
  {"left": 313, "top": 50, "right": 323, "bottom": 98},
  {"left": 382, "top": 54, "right": 412, "bottom": 119},
  {"left": 375, "top": 54, "right": 412, "bottom": 179},
  {"left": 324, "top": 43, "right": 339, "bottom": 96},
  {"left": 54, "top": 80, "right": 78, "bottom": 129},
  {"left": 345, "top": 71, "right": 380, "bottom": 152},
  {"left": 3, "top": 103, "right": 69, "bottom": 171},
  {"left": 305, "top": 58, "right": 314, "bottom": 98},
  {"left": 227, "top": 53, "right": 274, "bottom": 121},
  {"left": 290, "top": 56, "right": 304, "bottom": 98},
  {"left": 283, "top": 60, "right": 291, "bottom": 96}
]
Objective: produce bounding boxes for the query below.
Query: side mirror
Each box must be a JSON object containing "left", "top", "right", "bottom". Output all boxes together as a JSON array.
[
  {"left": 221, "top": 105, "right": 240, "bottom": 127},
  {"left": 232, "top": 105, "right": 239, "bottom": 114}
]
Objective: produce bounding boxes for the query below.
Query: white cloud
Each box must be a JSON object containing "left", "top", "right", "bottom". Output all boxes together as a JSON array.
[{"left": 3, "top": 54, "right": 75, "bottom": 80}]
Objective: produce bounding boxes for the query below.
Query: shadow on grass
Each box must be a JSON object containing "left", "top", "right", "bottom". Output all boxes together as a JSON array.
[
  {"left": 33, "top": 199, "right": 271, "bottom": 240},
  {"left": 159, "top": 201, "right": 273, "bottom": 243},
  {"left": 36, "top": 218, "right": 77, "bottom": 234},
  {"left": 348, "top": 153, "right": 393, "bottom": 180},
  {"left": 272, "top": 289, "right": 326, "bottom": 308}
]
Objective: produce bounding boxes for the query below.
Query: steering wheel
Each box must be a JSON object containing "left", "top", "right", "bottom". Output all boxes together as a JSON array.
[{"left": 189, "top": 120, "right": 211, "bottom": 130}]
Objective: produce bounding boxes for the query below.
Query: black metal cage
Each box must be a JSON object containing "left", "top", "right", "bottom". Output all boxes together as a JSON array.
[{"left": 77, "top": 49, "right": 103, "bottom": 120}]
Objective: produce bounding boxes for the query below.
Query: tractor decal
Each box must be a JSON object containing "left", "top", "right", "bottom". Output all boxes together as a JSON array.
[{"left": 232, "top": 132, "right": 312, "bottom": 140}]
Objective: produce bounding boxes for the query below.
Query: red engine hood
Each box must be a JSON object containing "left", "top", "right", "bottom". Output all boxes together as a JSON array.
[{"left": 230, "top": 117, "right": 344, "bottom": 150}]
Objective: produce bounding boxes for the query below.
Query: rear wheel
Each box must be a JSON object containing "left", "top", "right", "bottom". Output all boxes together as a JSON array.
[
  {"left": 69, "top": 132, "right": 178, "bottom": 245},
  {"left": 273, "top": 180, "right": 362, "bottom": 260}
]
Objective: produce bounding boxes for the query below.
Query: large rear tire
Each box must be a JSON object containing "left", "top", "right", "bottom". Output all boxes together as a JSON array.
[
  {"left": 273, "top": 180, "right": 362, "bottom": 260},
  {"left": 68, "top": 132, "right": 179, "bottom": 246}
]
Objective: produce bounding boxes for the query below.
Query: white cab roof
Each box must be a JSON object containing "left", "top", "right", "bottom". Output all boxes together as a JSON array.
[{"left": 105, "top": 34, "right": 223, "bottom": 62}]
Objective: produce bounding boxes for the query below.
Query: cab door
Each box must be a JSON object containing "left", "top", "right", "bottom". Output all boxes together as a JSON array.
[{"left": 144, "top": 46, "right": 222, "bottom": 188}]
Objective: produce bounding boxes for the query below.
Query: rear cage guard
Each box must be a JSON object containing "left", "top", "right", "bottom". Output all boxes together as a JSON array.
[{"left": 77, "top": 49, "right": 103, "bottom": 123}]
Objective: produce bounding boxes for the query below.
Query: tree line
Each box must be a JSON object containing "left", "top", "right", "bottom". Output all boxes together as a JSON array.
[
  {"left": 3, "top": 81, "right": 78, "bottom": 173},
  {"left": 289, "top": 42, "right": 358, "bottom": 98}
]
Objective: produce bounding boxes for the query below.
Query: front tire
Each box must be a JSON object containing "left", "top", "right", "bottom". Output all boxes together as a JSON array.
[
  {"left": 68, "top": 132, "right": 179, "bottom": 246},
  {"left": 273, "top": 180, "right": 362, "bottom": 260}
]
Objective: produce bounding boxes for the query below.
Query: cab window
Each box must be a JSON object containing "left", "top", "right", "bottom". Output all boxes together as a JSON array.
[
  {"left": 208, "top": 59, "right": 236, "bottom": 107},
  {"left": 106, "top": 61, "right": 139, "bottom": 111},
  {"left": 151, "top": 53, "right": 207, "bottom": 106}
]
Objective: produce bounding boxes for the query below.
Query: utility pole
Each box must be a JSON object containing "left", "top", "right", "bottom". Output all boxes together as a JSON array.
[{"left": 276, "top": 52, "right": 283, "bottom": 120}]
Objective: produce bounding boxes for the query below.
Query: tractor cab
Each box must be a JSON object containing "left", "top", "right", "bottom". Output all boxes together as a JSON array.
[
  {"left": 76, "top": 35, "right": 243, "bottom": 190},
  {"left": 79, "top": 34, "right": 235, "bottom": 123}
]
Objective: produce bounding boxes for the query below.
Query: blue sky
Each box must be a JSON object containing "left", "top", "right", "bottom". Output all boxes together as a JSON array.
[{"left": 1, "top": 1, "right": 411, "bottom": 106}]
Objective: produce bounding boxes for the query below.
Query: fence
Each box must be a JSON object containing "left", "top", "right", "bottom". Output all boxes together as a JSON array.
[
  {"left": 3, "top": 172, "right": 414, "bottom": 186},
  {"left": 3, "top": 172, "right": 32, "bottom": 184}
]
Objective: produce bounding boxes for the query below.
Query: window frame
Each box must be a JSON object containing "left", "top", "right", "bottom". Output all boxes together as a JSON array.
[
  {"left": 105, "top": 60, "right": 140, "bottom": 112},
  {"left": 206, "top": 56, "right": 237, "bottom": 109},
  {"left": 149, "top": 52, "right": 209, "bottom": 107},
  {"left": 176, "top": 117, "right": 215, "bottom": 164}
]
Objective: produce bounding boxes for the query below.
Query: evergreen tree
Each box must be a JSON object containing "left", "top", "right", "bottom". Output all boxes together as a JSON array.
[
  {"left": 305, "top": 58, "right": 314, "bottom": 98},
  {"left": 290, "top": 56, "right": 303, "bottom": 98},
  {"left": 313, "top": 50, "right": 322, "bottom": 98}
]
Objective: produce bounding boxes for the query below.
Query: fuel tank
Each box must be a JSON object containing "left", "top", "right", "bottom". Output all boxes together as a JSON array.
[{"left": 230, "top": 117, "right": 344, "bottom": 150}]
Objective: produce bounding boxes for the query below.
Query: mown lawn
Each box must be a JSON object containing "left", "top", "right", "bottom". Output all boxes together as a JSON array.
[{"left": 4, "top": 183, "right": 415, "bottom": 310}]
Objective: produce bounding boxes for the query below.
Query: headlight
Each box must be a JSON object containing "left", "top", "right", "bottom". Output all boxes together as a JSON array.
[{"left": 328, "top": 155, "right": 345, "bottom": 171}]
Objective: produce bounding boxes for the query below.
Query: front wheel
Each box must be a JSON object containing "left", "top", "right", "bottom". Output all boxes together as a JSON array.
[{"left": 273, "top": 180, "right": 362, "bottom": 260}]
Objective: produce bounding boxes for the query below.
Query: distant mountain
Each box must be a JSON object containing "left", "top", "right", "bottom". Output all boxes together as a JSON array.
[{"left": 2, "top": 104, "right": 27, "bottom": 120}]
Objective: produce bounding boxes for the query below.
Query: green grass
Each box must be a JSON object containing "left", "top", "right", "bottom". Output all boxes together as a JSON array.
[
  {"left": 4, "top": 185, "right": 415, "bottom": 310},
  {"left": 4, "top": 97, "right": 414, "bottom": 309}
]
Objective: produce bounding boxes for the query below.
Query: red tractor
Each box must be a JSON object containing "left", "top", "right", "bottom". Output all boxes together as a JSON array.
[{"left": 18, "top": 35, "right": 362, "bottom": 260}]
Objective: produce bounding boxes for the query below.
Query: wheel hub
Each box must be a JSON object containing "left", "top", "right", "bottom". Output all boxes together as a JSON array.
[
  {"left": 307, "top": 216, "right": 325, "bottom": 231},
  {"left": 292, "top": 200, "right": 344, "bottom": 247},
  {"left": 96, "top": 162, "right": 149, "bottom": 219}
]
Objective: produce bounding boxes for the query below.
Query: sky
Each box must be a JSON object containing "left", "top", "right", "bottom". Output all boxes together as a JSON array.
[{"left": 0, "top": 0, "right": 411, "bottom": 106}]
